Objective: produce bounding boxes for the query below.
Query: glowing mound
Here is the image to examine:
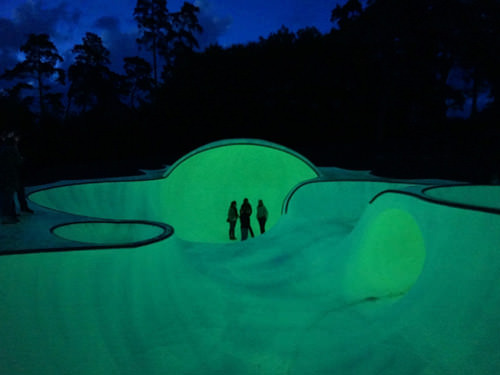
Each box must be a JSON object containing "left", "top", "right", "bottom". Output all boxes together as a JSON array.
[{"left": 344, "top": 208, "right": 426, "bottom": 299}]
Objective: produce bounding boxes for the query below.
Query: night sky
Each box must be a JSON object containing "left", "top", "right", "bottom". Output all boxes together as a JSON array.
[{"left": 0, "top": 0, "right": 338, "bottom": 73}]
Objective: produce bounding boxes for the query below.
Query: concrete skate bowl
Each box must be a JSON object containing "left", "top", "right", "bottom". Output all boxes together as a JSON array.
[
  {"left": 29, "top": 139, "right": 320, "bottom": 243},
  {"left": 5, "top": 171, "right": 500, "bottom": 374}
]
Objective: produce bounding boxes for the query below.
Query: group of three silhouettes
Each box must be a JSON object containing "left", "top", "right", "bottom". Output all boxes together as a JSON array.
[{"left": 227, "top": 199, "right": 268, "bottom": 241}]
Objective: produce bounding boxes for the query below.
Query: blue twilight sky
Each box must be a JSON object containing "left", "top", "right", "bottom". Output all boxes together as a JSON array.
[{"left": 0, "top": 0, "right": 339, "bottom": 73}]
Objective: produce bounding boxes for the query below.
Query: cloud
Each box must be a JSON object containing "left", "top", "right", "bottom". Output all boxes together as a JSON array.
[
  {"left": 195, "top": 0, "right": 232, "bottom": 48},
  {"left": 92, "top": 16, "right": 142, "bottom": 73},
  {"left": 12, "top": 1, "right": 81, "bottom": 43},
  {"left": 288, "top": 0, "right": 333, "bottom": 33},
  {"left": 0, "top": 0, "right": 233, "bottom": 81},
  {"left": 0, "top": 1, "right": 81, "bottom": 74},
  {"left": 94, "top": 16, "right": 120, "bottom": 32},
  {"left": 89, "top": 0, "right": 235, "bottom": 73},
  {"left": 0, "top": 18, "right": 22, "bottom": 72}
]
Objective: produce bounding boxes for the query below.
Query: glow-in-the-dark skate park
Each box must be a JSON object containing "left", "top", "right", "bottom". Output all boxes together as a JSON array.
[{"left": 1, "top": 139, "right": 499, "bottom": 374}]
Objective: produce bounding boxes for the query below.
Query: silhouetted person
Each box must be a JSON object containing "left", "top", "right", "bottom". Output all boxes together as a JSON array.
[
  {"left": 0, "top": 131, "right": 22, "bottom": 224},
  {"left": 13, "top": 132, "right": 33, "bottom": 214},
  {"left": 239, "top": 198, "right": 254, "bottom": 240},
  {"left": 491, "top": 172, "right": 500, "bottom": 185},
  {"left": 257, "top": 199, "right": 268, "bottom": 234},
  {"left": 227, "top": 200, "right": 238, "bottom": 240}
]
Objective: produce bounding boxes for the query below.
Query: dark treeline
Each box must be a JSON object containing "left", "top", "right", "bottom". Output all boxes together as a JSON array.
[{"left": 1, "top": 0, "right": 500, "bottom": 184}]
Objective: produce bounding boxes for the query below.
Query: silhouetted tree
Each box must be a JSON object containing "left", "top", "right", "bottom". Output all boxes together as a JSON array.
[
  {"left": 67, "top": 32, "right": 120, "bottom": 113},
  {"left": 134, "top": 0, "right": 171, "bottom": 86},
  {"left": 171, "top": 2, "right": 202, "bottom": 53},
  {"left": 162, "top": 2, "right": 202, "bottom": 79},
  {"left": 330, "top": 0, "right": 364, "bottom": 29},
  {"left": 0, "top": 88, "right": 35, "bottom": 133},
  {"left": 455, "top": 0, "right": 500, "bottom": 116},
  {"left": 1, "top": 33, "right": 65, "bottom": 119},
  {"left": 123, "top": 56, "right": 153, "bottom": 108},
  {"left": 329, "top": 0, "right": 467, "bottom": 141}
]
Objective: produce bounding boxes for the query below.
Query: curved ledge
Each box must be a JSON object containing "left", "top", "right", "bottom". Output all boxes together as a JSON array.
[
  {"left": 282, "top": 178, "right": 429, "bottom": 213},
  {"left": 370, "top": 187, "right": 500, "bottom": 216},
  {"left": 422, "top": 185, "right": 500, "bottom": 211},
  {"left": 51, "top": 220, "right": 173, "bottom": 246},
  {"left": 163, "top": 138, "right": 321, "bottom": 179},
  {"left": 1, "top": 220, "right": 174, "bottom": 256},
  {"left": 282, "top": 178, "right": 429, "bottom": 217}
]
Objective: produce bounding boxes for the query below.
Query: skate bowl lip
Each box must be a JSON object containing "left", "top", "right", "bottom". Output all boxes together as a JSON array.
[
  {"left": 162, "top": 138, "right": 322, "bottom": 179},
  {"left": 282, "top": 179, "right": 500, "bottom": 216},
  {"left": 281, "top": 179, "right": 434, "bottom": 214},
  {"left": 0, "top": 220, "right": 174, "bottom": 256},
  {"left": 27, "top": 138, "right": 322, "bottom": 218},
  {"left": 50, "top": 220, "right": 173, "bottom": 247},
  {"left": 27, "top": 138, "right": 322, "bottom": 244},
  {"left": 421, "top": 184, "right": 500, "bottom": 212},
  {"left": 372, "top": 185, "right": 500, "bottom": 215}
]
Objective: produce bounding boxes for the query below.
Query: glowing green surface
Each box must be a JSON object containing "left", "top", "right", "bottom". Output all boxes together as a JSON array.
[
  {"left": 157, "top": 142, "right": 319, "bottom": 242},
  {"left": 424, "top": 185, "right": 500, "bottom": 210},
  {"left": 30, "top": 140, "right": 320, "bottom": 243},
  {"left": 52, "top": 222, "right": 166, "bottom": 245},
  {"left": 3, "top": 141, "right": 500, "bottom": 375},
  {"left": 345, "top": 209, "right": 426, "bottom": 299}
]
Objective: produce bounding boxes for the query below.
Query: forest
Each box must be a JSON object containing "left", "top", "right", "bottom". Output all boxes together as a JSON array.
[{"left": 1, "top": 0, "right": 500, "bottom": 184}]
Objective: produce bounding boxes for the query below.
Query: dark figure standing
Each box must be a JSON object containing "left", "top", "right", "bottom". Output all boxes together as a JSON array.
[
  {"left": 257, "top": 200, "right": 268, "bottom": 234},
  {"left": 227, "top": 200, "right": 238, "bottom": 240},
  {"left": 0, "top": 132, "right": 22, "bottom": 224},
  {"left": 13, "top": 132, "right": 33, "bottom": 214},
  {"left": 239, "top": 198, "right": 254, "bottom": 241}
]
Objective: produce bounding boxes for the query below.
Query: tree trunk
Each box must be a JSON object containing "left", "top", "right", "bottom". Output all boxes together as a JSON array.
[
  {"left": 153, "top": 35, "right": 158, "bottom": 86},
  {"left": 38, "top": 68, "right": 44, "bottom": 118}
]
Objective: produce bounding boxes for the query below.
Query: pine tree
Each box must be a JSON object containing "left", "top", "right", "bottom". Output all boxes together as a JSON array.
[
  {"left": 1, "top": 33, "right": 65, "bottom": 119},
  {"left": 123, "top": 56, "right": 153, "bottom": 108},
  {"left": 134, "top": 0, "right": 171, "bottom": 86},
  {"left": 67, "top": 32, "right": 118, "bottom": 113}
]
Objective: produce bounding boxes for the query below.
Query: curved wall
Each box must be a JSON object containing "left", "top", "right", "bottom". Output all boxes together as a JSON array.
[
  {"left": 52, "top": 222, "right": 168, "bottom": 246},
  {"left": 284, "top": 180, "right": 422, "bottom": 224},
  {"left": 30, "top": 139, "right": 320, "bottom": 243},
  {"left": 156, "top": 140, "right": 319, "bottom": 242}
]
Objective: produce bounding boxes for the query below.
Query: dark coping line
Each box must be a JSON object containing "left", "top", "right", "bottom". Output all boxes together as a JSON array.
[
  {"left": 283, "top": 179, "right": 500, "bottom": 216},
  {"left": 370, "top": 186, "right": 500, "bottom": 216},
  {"left": 163, "top": 139, "right": 322, "bottom": 179},
  {"left": 0, "top": 220, "right": 174, "bottom": 256},
  {"left": 281, "top": 178, "right": 435, "bottom": 214}
]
